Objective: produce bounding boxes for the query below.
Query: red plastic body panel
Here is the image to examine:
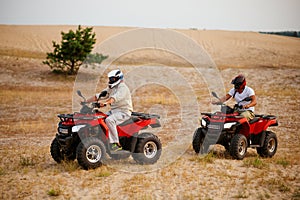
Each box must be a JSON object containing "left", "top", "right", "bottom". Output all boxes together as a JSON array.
[
  {"left": 60, "top": 111, "right": 159, "bottom": 139},
  {"left": 117, "top": 119, "right": 151, "bottom": 137},
  {"left": 250, "top": 118, "right": 278, "bottom": 135},
  {"left": 204, "top": 112, "right": 277, "bottom": 138}
]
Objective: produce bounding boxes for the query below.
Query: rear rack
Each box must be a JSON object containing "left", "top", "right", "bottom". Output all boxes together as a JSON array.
[
  {"left": 58, "top": 112, "right": 161, "bottom": 121},
  {"left": 201, "top": 112, "right": 243, "bottom": 119},
  {"left": 57, "top": 114, "right": 74, "bottom": 122},
  {"left": 132, "top": 112, "right": 160, "bottom": 119},
  {"left": 57, "top": 113, "right": 97, "bottom": 121},
  {"left": 255, "top": 114, "right": 277, "bottom": 120}
]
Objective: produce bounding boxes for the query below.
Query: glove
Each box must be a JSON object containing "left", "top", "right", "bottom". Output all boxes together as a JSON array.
[
  {"left": 99, "top": 90, "right": 108, "bottom": 98},
  {"left": 100, "top": 103, "right": 107, "bottom": 107}
]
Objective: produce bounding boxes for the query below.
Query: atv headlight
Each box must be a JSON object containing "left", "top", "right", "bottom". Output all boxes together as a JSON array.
[
  {"left": 58, "top": 128, "right": 69, "bottom": 134},
  {"left": 72, "top": 125, "right": 86, "bottom": 133},
  {"left": 224, "top": 122, "right": 236, "bottom": 129},
  {"left": 201, "top": 119, "right": 207, "bottom": 127}
]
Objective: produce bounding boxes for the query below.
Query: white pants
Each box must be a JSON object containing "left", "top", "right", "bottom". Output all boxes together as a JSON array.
[{"left": 105, "top": 111, "right": 130, "bottom": 143}]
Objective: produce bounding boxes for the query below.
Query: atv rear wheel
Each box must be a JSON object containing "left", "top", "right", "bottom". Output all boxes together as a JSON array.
[
  {"left": 192, "top": 128, "right": 205, "bottom": 154},
  {"left": 76, "top": 137, "right": 106, "bottom": 170},
  {"left": 132, "top": 133, "right": 162, "bottom": 164},
  {"left": 257, "top": 131, "right": 277, "bottom": 158},
  {"left": 230, "top": 134, "right": 248, "bottom": 160},
  {"left": 50, "top": 138, "right": 62, "bottom": 163}
]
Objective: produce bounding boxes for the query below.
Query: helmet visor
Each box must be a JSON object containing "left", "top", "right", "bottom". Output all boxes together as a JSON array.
[
  {"left": 109, "top": 76, "right": 119, "bottom": 84},
  {"left": 234, "top": 83, "right": 242, "bottom": 89}
]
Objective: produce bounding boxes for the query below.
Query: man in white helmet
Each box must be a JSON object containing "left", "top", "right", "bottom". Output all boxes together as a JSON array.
[{"left": 86, "top": 69, "right": 133, "bottom": 151}]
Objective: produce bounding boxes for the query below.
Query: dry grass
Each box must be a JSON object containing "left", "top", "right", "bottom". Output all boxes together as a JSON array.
[
  {"left": 0, "top": 26, "right": 299, "bottom": 199},
  {"left": 0, "top": 85, "right": 72, "bottom": 139},
  {"left": 0, "top": 48, "right": 46, "bottom": 59},
  {"left": 94, "top": 165, "right": 114, "bottom": 177},
  {"left": 1, "top": 77, "right": 299, "bottom": 199},
  {"left": 243, "top": 157, "right": 268, "bottom": 169}
]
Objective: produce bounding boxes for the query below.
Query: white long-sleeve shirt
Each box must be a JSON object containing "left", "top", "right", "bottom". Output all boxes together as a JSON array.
[{"left": 96, "top": 81, "right": 133, "bottom": 116}]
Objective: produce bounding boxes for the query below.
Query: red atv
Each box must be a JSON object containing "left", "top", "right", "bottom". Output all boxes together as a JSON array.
[
  {"left": 192, "top": 92, "right": 278, "bottom": 160},
  {"left": 50, "top": 90, "right": 162, "bottom": 169}
]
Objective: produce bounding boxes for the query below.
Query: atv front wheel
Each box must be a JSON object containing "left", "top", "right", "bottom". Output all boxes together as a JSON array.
[
  {"left": 230, "top": 134, "right": 248, "bottom": 160},
  {"left": 50, "top": 138, "right": 62, "bottom": 163},
  {"left": 76, "top": 137, "right": 106, "bottom": 170},
  {"left": 192, "top": 128, "right": 205, "bottom": 154},
  {"left": 132, "top": 133, "right": 162, "bottom": 164},
  {"left": 257, "top": 131, "right": 277, "bottom": 158}
]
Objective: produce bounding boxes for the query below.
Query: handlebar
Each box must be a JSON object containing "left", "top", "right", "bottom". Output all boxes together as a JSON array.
[
  {"left": 92, "top": 102, "right": 101, "bottom": 108},
  {"left": 81, "top": 102, "right": 106, "bottom": 108},
  {"left": 212, "top": 102, "right": 224, "bottom": 106},
  {"left": 80, "top": 101, "right": 88, "bottom": 106}
]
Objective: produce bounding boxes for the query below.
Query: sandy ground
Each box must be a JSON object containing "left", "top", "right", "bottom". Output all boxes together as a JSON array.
[{"left": 0, "top": 25, "right": 299, "bottom": 200}]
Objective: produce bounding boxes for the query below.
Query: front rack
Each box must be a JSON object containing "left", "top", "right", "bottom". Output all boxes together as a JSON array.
[{"left": 57, "top": 113, "right": 97, "bottom": 121}]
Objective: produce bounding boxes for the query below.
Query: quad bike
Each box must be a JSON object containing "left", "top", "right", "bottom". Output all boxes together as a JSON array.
[
  {"left": 192, "top": 92, "right": 278, "bottom": 160},
  {"left": 50, "top": 90, "right": 162, "bottom": 169}
]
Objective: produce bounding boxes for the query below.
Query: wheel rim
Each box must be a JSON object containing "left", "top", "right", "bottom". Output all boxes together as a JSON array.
[
  {"left": 267, "top": 138, "right": 276, "bottom": 153},
  {"left": 238, "top": 139, "right": 247, "bottom": 156},
  {"left": 144, "top": 141, "right": 158, "bottom": 159},
  {"left": 86, "top": 145, "right": 102, "bottom": 163}
]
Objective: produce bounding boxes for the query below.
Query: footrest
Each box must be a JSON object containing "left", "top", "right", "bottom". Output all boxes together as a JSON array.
[{"left": 110, "top": 150, "right": 131, "bottom": 155}]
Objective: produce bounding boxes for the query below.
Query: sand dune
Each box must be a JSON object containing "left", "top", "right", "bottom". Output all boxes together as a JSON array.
[{"left": 0, "top": 25, "right": 299, "bottom": 68}]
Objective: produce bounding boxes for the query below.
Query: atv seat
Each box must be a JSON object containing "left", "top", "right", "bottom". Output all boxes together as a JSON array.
[
  {"left": 118, "top": 116, "right": 140, "bottom": 127},
  {"left": 262, "top": 115, "right": 276, "bottom": 120},
  {"left": 255, "top": 114, "right": 276, "bottom": 120},
  {"left": 132, "top": 112, "right": 160, "bottom": 119},
  {"left": 249, "top": 117, "right": 260, "bottom": 124}
]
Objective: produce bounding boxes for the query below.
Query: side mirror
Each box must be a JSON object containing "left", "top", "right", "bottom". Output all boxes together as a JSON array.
[
  {"left": 211, "top": 91, "right": 219, "bottom": 99},
  {"left": 77, "top": 90, "right": 83, "bottom": 97},
  {"left": 77, "top": 90, "right": 86, "bottom": 101}
]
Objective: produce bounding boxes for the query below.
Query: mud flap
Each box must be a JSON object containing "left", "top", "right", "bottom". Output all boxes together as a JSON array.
[
  {"left": 259, "top": 131, "right": 266, "bottom": 147},
  {"left": 201, "top": 128, "right": 222, "bottom": 154},
  {"left": 130, "top": 133, "right": 138, "bottom": 152}
]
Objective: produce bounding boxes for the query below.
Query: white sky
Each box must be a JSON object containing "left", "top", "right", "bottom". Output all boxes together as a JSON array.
[{"left": 0, "top": 0, "right": 299, "bottom": 31}]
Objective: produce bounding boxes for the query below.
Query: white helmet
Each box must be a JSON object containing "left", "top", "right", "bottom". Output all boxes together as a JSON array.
[{"left": 108, "top": 69, "right": 124, "bottom": 88}]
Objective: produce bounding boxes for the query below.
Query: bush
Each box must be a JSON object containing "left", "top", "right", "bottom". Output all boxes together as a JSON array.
[{"left": 43, "top": 25, "right": 104, "bottom": 75}]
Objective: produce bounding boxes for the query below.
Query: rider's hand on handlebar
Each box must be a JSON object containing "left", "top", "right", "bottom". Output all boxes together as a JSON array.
[
  {"left": 99, "top": 102, "right": 107, "bottom": 107},
  {"left": 242, "top": 104, "right": 249, "bottom": 109}
]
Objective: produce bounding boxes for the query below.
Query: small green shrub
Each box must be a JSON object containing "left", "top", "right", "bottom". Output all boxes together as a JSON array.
[
  {"left": 276, "top": 158, "right": 290, "bottom": 168},
  {"left": 96, "top": 170, "right": 112, "bottom": 177},
  {"left": 232, "top": 191, "right": 248, "bottom": 199},
  {"left": 191, "top": 152, "right": 216, "bottom": 165},
  {"left": 62, "top": 161, "right": 79, "bottom": 172},
  {"left": 0, "top": 167, "right": 5, "bottom": 175},
  {"left": 47, "top": 188, "right": 61, "bottom": 196},
  {"left": 243, "top": 157, "right": 267, "bottom": 169},
  {"left": 19, "top": 156, "right": 35, "bottom": 167}
]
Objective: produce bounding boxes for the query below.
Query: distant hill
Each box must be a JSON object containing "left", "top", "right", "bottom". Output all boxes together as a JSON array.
[
  {"left": 0, "top": 25, "right": 299, "bottom": 68},
  {"left": 259, "top": 31, "right": 300, "bottom": 38}
]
